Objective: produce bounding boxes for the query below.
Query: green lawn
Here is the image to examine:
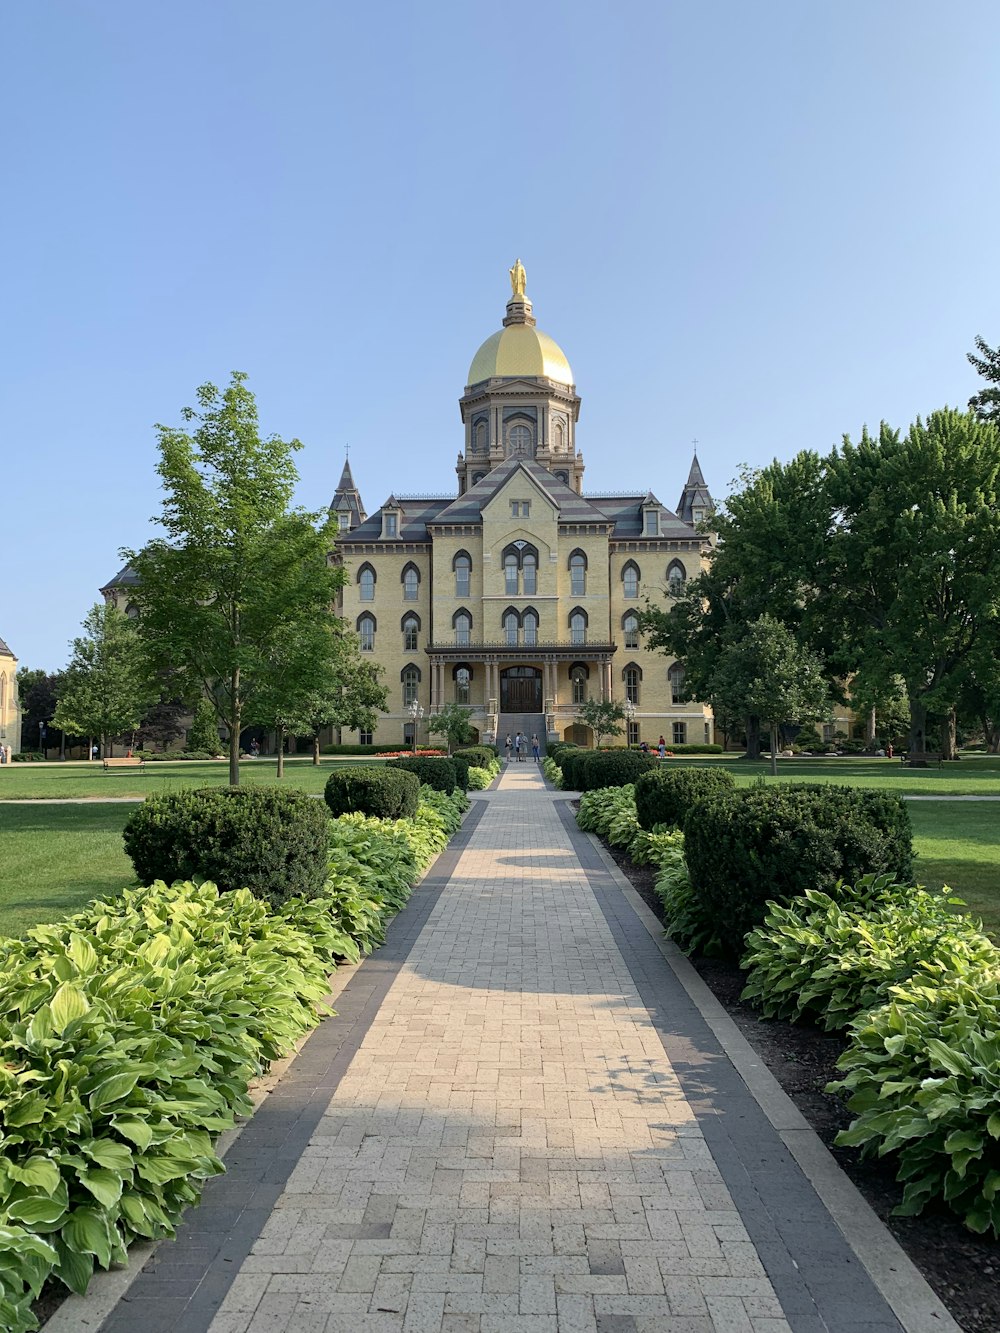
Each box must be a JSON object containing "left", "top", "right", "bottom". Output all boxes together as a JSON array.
[
  {"left": 0, "top": 755, "right": 385, "bottom": 800},
  {"left": 682, "top": 754, "right": 1000, "bottom": 796},
  {"left": 908, "top": 802, "right": 1000, "bottom": 938},
  {"left": 0, "top": 804, "right": 136, "bottom": 936}
]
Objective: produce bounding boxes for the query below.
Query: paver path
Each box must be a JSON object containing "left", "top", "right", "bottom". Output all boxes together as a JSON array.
[{"left": 96, "top": 764, "right": 917, "bottom": 1333}]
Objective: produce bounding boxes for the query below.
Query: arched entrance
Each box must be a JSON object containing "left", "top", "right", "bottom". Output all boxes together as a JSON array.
[{"left": 500, "top": 666, "right": 542, "bottom": 712}]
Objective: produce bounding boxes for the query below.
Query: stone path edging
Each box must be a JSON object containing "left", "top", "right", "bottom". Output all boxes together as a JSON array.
[{"left": 571, "top": 816, "right": 961, "bottom": 1333}]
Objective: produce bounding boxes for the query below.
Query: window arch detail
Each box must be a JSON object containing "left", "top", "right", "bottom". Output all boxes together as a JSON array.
[
  {"left": 668, "top": 662, "right": 687, "bottom": 703},
  {"left": 622, "top": 611, "right": 640, "bottom": 649},
  {"left": 623, "top": 662, "right": 642, "bottom": 704},
  {"left": 569, "top": 606, "right": 588, "bottom": 645},
  {"left": 453, "top": 550, "right": 471, "bottom": 597},
  {"left": 401, "top": 562, "right": 420, "bottom": 601},
  {"left": 357, "top": 612, "right": 376, "bottom": 652},
  {"left": 622, "top": 560, "right": 641, "bottom": 599},
  {"left": 453, "top": 608, "right": 472, "bottom": 646},
  {"left": 569, "top": 549, "right": 587, "bottom": 597},
  {"left": 401, "top": 613, "right": 420, "bottom": 652},
  {"left": 521, "top": 607, "right": 539, "bottom": 646},
  {"left": 357, "top": 562, "right": 376, "bottom": 601},
  {"left": 667, "top": 559, "right": 687, "bottom": 591}
]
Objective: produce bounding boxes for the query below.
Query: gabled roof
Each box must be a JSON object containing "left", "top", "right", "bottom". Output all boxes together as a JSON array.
[
  {"left": 100, "top": 564, "right": 139, "bottom": 592},
  {"left": 432, "top": 459, "right": 611, "bottom": 526},
  {"left": 0, "top": 636, "right": 13, "bottom": 657}
]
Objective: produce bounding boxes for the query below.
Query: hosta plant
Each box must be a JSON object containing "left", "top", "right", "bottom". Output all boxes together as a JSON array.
[
  {"left": 829, "top": 970, "right": 1000, "bottom": 1235},
  {"left": 741, "top": 876, "right": 998, "bottom": 1031},
  {"left": 653, "top": 833, "right": 723, "bottom": 956}
]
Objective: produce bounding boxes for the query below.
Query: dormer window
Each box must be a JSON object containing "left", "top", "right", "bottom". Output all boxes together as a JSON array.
[
  {"left": 385, "top": 513, "right": 398, "bottom": 538},
  {"left": 644, "top": 509, "right": 659, "bottom": 536}
]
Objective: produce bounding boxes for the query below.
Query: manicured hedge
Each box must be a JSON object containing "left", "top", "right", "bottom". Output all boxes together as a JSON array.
[
  {"left": 123, "top": 787, "right": 330, "bottom": 906},
  {"left": 634, "top": 766, "right": 736, "bottom": 830},
  {"left": 683, "top": 784, "right": 913, "bottom": 954},
  {"left": 453, "top": 745, "right": 499, "bottom": 767},
  {"left": 562, "top": 749, "right": 658, "bottom": 792},
  {"left": 323, "top": 765, "right": 420, "bottom": 820},
  {"left": 386, "top": 755, "right": 459, "bottom": 792},
  {"left": 655, "top": 743, "right": 724, "bottom": 755}
]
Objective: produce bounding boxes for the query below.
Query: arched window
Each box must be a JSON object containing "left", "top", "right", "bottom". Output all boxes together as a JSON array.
[
  {"left": 358, "top": 563, "right": 376, "bottom": 602},
  {"left": 503, "top": 608, "right": 520, "bottom": 646},
  {"left": 472, "top": 472, "right": 485, "bottom": 485},
  {"left": 453, "top": 609, "right": 472, "bottom": 647},
  {"left": 522, "top": 608, "right": 538, "bottom": 647},
  {"left": 667, "top": 559, "right": 687, "bottom": 594},
  {"left": 622, "top": 561, "right": 640, "bottom": 599},
  {"left": 570, "top": 662, "right": 589, "bottom": 706},
  {"left": 508, "top": 422, "right": 532, "bottom": 455},
  {"left": 454, "top": 664, "right": 472, "bottom": 705},
  {"left": 504, "top": 552, "right": 519, "bottom": 596},
  {"left": 569, "top": 550, "right": 587, "bottom": 597},
  {"left": 402, "top": 614, "right": 419, "bottom": 652},
  {"left": 453, "top": 551, "right": 471, "bottom": 598},
  {"left": 402, "top": 563, "right": 420, "bottom": 601},
  {"left": 555, "top": 470, "right": 569, "bottom": 484},
  {"left": 624, "top": 663, "right": 642, "bottom": 705},
  {"left": 474, "top": 421, "right": 487, "bottom": 452},
  {"left": 623, "top": 612, "right": 640, "bottom": 649},
  {"left": 401, "top": 665, "right": 421, "bottom": 707},
  {"left": 357, "top": 613, "right": 376, "bottom": 653},
  {"left": 569, "top": 607, "right": 588, "bottom": 645},
  {"left": 668, "top": 662, "right": 687, "bottom": 703},
  {"left": 553, "top": 421, "right": 565, "bottom": 450},
  {"left": 522, "top": 551, "right": 537, "bottom": 596},
  {"left": 125, "top": 602, "right": 139, "bottom": 620}
]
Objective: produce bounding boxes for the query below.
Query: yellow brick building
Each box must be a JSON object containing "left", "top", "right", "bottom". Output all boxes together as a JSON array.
[
  {"left": 334, "top": 265, "right": 716, "bottom": 749},
  {"left": 0, "top": 636, "right": 22, "bottom": 759}
]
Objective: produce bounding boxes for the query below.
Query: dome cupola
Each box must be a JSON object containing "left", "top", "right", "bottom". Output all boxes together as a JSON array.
[{"left": 467, "top": 259, "right": 574, "bottom": 388}]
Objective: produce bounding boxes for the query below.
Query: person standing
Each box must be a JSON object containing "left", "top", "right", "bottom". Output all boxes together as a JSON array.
[
  {"left": 531, "top": 733, "right": 540, "bottom": 763},
  {"left": 504, "top": 734, "right": 513, "bottom": 763},
  {"left": 658, "top": 735, "right": 666, "bottom": 760},
  {"left": 515, "top": 731, "right": 524, "bottom": 761}
]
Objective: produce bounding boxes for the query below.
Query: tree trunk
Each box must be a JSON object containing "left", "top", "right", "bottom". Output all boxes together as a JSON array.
[
  {"left": 229, "top": 669, "right": 241, "bottom": 786},
  {"left": 312, "top": 733, "right": 321, "bottom": 765},
  {"left": 770, "top": 723, "right": 778, "bottom": 778},
  {"left": 866, "top": 707, "right": 876, "bottom": 746},
  {"left": 943, "top": 707, "right": 958, "bottom": 761},
  {"left": 907, "top": 693, "right": 928, "bottom": 765},
  {"left": 745, "top": 716, "right": 761, "bottom": 760},
  {"left": 984, "top": 715, "right": 1000, "bottom": 753},
  {"left": 276, "top": 724, "right": 285, "bottom": 778}
]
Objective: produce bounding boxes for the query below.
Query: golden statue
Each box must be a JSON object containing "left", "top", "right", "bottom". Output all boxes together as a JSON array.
[{"left": 509, "top": 257, "right": 527, "bottom": 298}]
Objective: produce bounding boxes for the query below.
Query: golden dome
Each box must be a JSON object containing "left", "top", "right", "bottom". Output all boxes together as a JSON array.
[{"left": 467, "top": 325, "right": 574, "bottom": 387}]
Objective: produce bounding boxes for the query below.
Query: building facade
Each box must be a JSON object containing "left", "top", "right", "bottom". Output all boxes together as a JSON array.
[
  {"left": 0, "top": 636, "right": 22, "bottom": 758},
  {"left": 333, "top": 266, "right": 716, "bottom": 748}
]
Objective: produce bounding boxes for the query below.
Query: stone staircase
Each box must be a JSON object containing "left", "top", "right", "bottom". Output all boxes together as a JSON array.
[{"left": 497, "top": 714, "right": 547, "bottom": 758}]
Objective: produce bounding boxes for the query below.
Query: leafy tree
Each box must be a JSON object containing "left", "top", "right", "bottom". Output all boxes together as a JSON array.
[
  {"left": 257, "top": 623, "right": 387, "bottom": 774},
  {"left": 187, "top": 697, "right": 221, "bottom": 753},
  {"left": 15, "top": 668, "right": 63, "bottom": 752},
  {"left": 124, "top": 373, "right": 345, "bottom": 784},
  {"left": 967, "top": 334, "right": 1000, "bottom": 424},
  {"left": 641, "top": 452, "right": 836, "bottom": 759},
  {"left": 710, "top": 615, "right": 829, "bottom": 776},
  {"left": 575, "top": 698, "right": 627, "bottom": 747},
  {"left": 824, "top": 410, "right": 1000, "bottom": 760},
  {"left": 52, "top": 603, "right": 157, "bottom": 757},
  {"left": 427, "top": 703, "right": 474, "bottom": 754}
]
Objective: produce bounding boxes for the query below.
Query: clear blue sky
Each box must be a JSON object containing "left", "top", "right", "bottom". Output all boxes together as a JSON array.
[{"left": 5, "top": 1, "right": 999, "bottom": 669}]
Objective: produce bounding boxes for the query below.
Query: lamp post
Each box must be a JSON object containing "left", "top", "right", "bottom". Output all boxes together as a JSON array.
[
  {"left": 407, "top": 699, "right": 424, "bottom": 753},
  {"left": 623, "top": 698, "right": 636, "bottom": 746}
]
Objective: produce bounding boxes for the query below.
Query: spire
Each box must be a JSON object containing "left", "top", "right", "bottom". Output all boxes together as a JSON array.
[
  {"left": 677, "top": 449, "right": 713, "bottom": 526},
  {"left": 330, "top": 451, "right": 366, "bottom": 531}
]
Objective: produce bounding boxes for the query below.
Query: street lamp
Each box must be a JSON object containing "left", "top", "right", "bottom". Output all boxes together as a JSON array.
[
  {"left": 623, "top": 698, "right": 636, "bottom": 745},
  {"left": 407, "top": 699, "right": 424, "bottom": 753}
]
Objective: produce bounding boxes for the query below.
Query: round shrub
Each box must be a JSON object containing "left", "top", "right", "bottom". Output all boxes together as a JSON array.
[
  {"left": 683, "top": 784, "right": 914, "bottom": 955},
  {"left": 386, "top": 755, "right": 458, "bottom": 792},
  {"left": 123, "top": 787, "right": 331, "bottom": 906},
  {"left": 569, "top": 750, "right": 658, "bottom": 792},
  {"left": 453, "top": 745, "right": 498, "bottom": 768},
  {"left": 634, "top": 766, "right": 736, "bottom": 830},
  {"left": 323, "top": 765, "right": 419, "bottom": 819}
]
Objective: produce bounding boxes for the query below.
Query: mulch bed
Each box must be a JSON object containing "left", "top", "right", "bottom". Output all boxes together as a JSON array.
[{"left": 601, "top": 837, "right": 1000, "bottom": 1333}]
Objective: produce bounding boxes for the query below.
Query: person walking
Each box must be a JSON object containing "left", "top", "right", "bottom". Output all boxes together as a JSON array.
[
  {"left": 504, "top": 734, "right": 513, "bottom": 763},
  {"left": 531, "top": 733, "right": 540, "bottom": 763}
]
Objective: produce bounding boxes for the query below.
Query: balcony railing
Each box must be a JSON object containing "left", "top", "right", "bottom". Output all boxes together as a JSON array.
[{"left": 426, "top": 639, "right": 616, "bottom": 654}]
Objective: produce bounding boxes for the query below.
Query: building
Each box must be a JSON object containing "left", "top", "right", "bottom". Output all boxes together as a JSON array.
[
  {"left": 0, "top": 636, "right": 22, "bottom": 757},
  {"left": 333, "top": 264, "right": 715, "bottom": 749}
]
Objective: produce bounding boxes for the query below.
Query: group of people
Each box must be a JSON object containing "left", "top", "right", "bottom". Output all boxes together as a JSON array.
[
  {"left": 638, "top": 736, "right": 670, "bottom": 759},
  {"left": 504, "top": 732, "right": 540, "bottom": 763}
]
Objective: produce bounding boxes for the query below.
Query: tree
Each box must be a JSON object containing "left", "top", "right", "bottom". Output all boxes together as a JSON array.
[
  {"left": 710, "top": 616, "right": 829, "bottom": 777},
  {"left": 824, "top": 410, "right": 1000, "bottom": 761},
  {"left": 967, "top": 335, "right": 1000, "bottom": 425},
  {"left": 124, "top": 373, "right": 345, "bottom": 785},
  {"left": 427, "top": 703, "right": 474, "bottom": 754},
  {"left": 575, "top": 698, "right": 627, "bottom": 747},
  {"left": 187, "top": 697, "right": 221, "bottom": 753},
  {"left": 52, "top": 603, "right": 157, "bottom": 757},
  {"left": 16, "top": 668, "right": 63, "bottom": 752},
  {"left": 256, "top": 622, "right": 387, "bottom": 775},
  {"left": 641, "top": 452, "right": 836, "bottom": 759}
]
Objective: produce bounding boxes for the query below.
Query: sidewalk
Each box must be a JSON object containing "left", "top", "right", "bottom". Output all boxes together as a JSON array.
[{"left": 77, "top": 764, "right": 953, "bottom": 1333}]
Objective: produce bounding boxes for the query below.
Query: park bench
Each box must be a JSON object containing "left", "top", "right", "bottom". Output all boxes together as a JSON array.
[
  {"left": 900, "top": 753, "right": 944, "bottom": 768},
  {"left": 102, "top": 756, "right": 145, "bottom": 773}
]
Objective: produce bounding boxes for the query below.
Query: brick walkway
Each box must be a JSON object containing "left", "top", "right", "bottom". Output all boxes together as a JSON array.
[{"left": 95, "top": 763, "right": 920, "bottom": 1333}]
